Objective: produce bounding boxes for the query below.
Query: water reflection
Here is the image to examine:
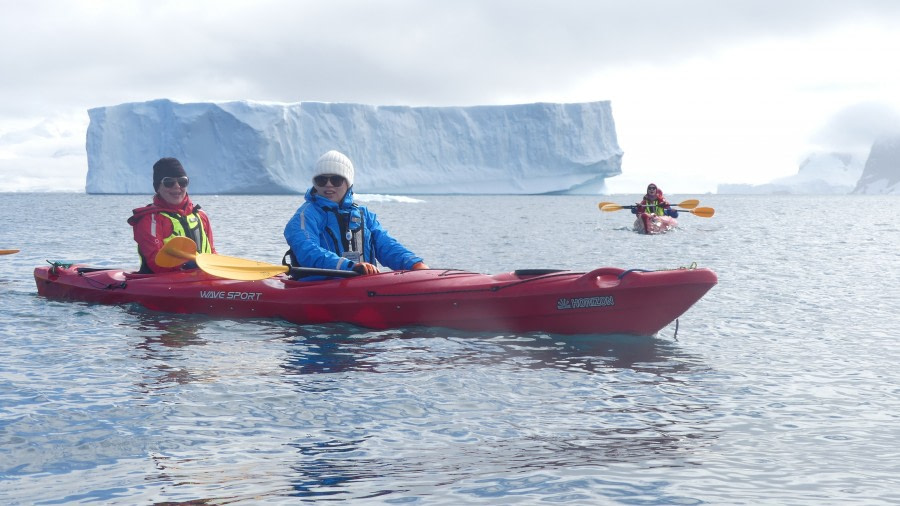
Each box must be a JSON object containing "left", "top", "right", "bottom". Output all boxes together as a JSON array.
[
  {"left": 287, "top": 434, "right": 386, "bottom": 499},
  {"left": 130, "top": 308, "right": 209, "bottom": 349},
  {"left": 279, "top": 324, "right": 385, "bottom": 377},
  {"left": 474, "top": 332, "right": 702, "bottom": 375},
  {"left": 276, "top": 325, "right": 706, "bottom": 377},
  {"left": 79, "top": 307, "right": 719, "bottom": 502},
  {"left": 128, "top": 308, "right": 210, "bottom": 389},
  {"left": 267, "top": 326, "right": 719, "bottom": 501}
]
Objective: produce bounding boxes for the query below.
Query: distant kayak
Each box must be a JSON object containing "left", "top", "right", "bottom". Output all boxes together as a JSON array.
[
  {"left": 600, "top": 199, "right": 714, "bottom": 235},
  {"left": 634, "top": 215, "right": 678, "bottom": 235},
  {"left": 34, "top": 263, "right": 717, "bottom": 336}
]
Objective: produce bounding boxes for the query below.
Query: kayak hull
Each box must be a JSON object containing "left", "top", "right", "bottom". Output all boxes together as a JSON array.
[
  {"left": 34, "top": 264, "right": 717, "bottom": 336},
  {"left": 634, "top": 215, "right": 678, "bottom": 235}
]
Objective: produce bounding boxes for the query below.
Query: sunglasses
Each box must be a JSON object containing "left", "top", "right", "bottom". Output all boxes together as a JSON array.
[
  {"left": 648, "top": 187, "right": 657, "bottom": 191},
  {"left": 314, "top": 175, "right": 346, "bottom": 187},
  {"left": 161, "top": 176, "right": 189, "bottom": 188}
]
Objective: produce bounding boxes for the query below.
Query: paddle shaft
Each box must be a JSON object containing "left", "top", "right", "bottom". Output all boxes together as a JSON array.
[
  {"left": 157, "top": 237, "right": 361, "bottom": 280},
  {"left": 599, "top": 198, "right": 699, "bottom": 210},
  {"left": 196, "top": 251, "right": 361, "bottom": 280},
  {"left": 601, "top": 203, "right": 714, "bottom": 217},
  {"left": 287, "top": 266, "right": 359, "bottom": 278},
  {"left": 156, "top": 237, "right": 486, "bottom": 281},
  {"left": 616, "top": 204, "right": 693, "bottom": 210}
]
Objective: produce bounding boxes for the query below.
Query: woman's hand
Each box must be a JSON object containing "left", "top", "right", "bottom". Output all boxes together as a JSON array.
[{"left": 352, "top": 262, "right": 380, "bottom": 275}]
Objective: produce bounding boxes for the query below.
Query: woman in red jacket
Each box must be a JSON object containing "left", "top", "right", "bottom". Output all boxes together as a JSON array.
[
  {"left": 127, "top": 157, "right": 216, "bottom": 273},
  {"left": 633, "top": 183, "right": 678, "bottom": 232}
]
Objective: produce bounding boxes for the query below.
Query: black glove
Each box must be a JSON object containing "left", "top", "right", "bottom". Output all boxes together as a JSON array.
[{"left": 352, "top": 262, "right": 379, "bottom": 275}]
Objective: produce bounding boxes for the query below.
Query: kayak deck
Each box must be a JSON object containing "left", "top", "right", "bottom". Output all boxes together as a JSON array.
[{"left": 34, "top": 264, "right": 717, "bottom": 336}]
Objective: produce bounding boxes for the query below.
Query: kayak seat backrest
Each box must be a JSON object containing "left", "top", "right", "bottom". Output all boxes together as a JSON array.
[{"left": 514, "top": 269, "right": 565, "bottom": 276}]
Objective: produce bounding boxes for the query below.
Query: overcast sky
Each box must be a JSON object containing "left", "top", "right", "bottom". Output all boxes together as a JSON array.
[{"left": 2, "top": 0, "right": 900, "bottom": 193}]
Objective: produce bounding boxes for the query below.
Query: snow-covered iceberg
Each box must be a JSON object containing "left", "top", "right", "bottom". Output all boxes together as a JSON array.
[
  {"left": 85, "top": 99, "right": 622, "bottom": 195},
  {"left": 717, "top": 152, "right": 864, "bottom": 195},
  {"left": 852, "top": 135, "right": 900, "bottom": 194}
]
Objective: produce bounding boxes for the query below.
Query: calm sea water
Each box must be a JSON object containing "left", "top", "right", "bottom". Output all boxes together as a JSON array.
[{"left": 1, "top": 193, "right": 899, "bottom": 504}]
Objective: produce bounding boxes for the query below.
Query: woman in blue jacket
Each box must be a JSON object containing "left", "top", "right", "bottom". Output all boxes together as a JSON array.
[{"left": 283, "top": 150, "right": 428, "bottom": 277}]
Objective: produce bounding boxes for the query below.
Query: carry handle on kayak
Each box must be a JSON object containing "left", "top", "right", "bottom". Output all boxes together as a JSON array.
[
  {"left": 574, "top": 266, "right": 630, "bottom": 287},
  {"left": 157, "top": 237, "right": 359, "bottom": 281}
]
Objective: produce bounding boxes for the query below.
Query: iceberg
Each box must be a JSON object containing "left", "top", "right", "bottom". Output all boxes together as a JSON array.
[
  {"left": 852, "top": 135, "right": 900, "bottom": 194},
  {"left": 85, "top": 99, "right": 622, "bottom": 195},
  {"left": 717, "top": 152, "right": 864, "bottom": 195}
]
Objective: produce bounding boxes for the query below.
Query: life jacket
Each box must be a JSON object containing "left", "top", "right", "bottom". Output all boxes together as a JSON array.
[
  {"left": 327, "top": 203, "right": 370, "bottom": 264},
  {"left": 643, "top": 199, "right": 665, "bottom": 216},
  {"left": 133, "top": 204, "right": 212, "bottom": 273},
  {"left": 283, "top": 202, "right": 374, "bottom": 272},
  {"left": 284, "top": 186, "right": 423, "bottom": 277},
  {"left": 159, "top": 208, "right": 213, "bottom": 253}
]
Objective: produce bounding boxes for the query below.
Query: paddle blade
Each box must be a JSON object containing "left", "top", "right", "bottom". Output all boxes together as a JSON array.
[
  {"left": 675, "top": 199, "right": 700, "bottom": 209},
  {"left": 155, "top": 237, "right": 198, "bottom": 267},
  {"left": 690, "top": 207, "right": 716, "bottom": 218},
  {"left": 597, "top": 201, "right": 616, "bottom": 210},
  {"left": 195, "top": 253, "right": 289, "bottom": 281},
  {"left": 0, "top": 249, "right": 20, "bottom": 255},
  {"left": 600, "top": 204, "right": 626, "bottom": 212}
]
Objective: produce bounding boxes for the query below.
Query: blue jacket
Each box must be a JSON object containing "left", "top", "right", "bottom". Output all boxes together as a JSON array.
[{"left": 284, "top": 187, "right": 423, "bottom": 272}]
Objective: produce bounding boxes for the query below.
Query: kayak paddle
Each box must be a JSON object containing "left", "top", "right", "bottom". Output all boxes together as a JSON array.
[
  {"left": 685, "top": 206, "right": 715, "bottom": 217},
  {"left": 0, "top": 249, "right": 20, "bottom": 255},
  {"left": 674, "top": 199, "right": 700, "bottom": 209},
  {"left": 197, "top": 252, "right": 360, "bottom": 280},
  {"left": 157, "top": 237, "right": 359, "bottom": 280},
  {"left": 599, "top": 199, "right": 701, "bottom": 211},
  {"left": 598, "top": 200, "right": 699, "bottom": 210},
  {"left": 155, "top": 237, "right": 198, "bottom": 267},
  {"left": 601, "top": 203, "right": 715, "bottom": 217}
]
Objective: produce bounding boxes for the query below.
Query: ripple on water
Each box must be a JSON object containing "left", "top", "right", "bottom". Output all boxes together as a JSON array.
[{"left": 2, "top": 194, "right": 900, "bottom": 504}]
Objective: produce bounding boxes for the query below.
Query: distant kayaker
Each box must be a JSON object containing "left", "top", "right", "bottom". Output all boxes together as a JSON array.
[
  {"left": 127, "top": 157, "right": 217, "bottom": 273},
  {"left": 633, "top": 183, "right": 678, "bottom": 231},
  {"left": 283, "top": 150, "right": 428, "bottom": 277}
]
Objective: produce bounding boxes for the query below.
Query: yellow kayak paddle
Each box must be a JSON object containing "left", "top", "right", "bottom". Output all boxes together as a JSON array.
[
  {"left": 156, "top": 237, "right": 358, "bottom": 280},
  {"left": 598, "top": 198, "right": 700, "bottom": 211},
  {"left": 600, "top": 200, "right": 715, "bottom": 218}
]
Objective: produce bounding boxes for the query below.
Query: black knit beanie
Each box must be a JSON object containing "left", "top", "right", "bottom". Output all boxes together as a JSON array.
[{"left": 153, "top": 158, "right": 187, "bottom": 192}]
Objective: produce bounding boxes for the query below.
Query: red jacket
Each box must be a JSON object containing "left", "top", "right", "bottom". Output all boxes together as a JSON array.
[
  {"left": 127, "top": 194, "right": 216, "bottom": 273},
  {"left": 637, "top": 190, "right": 671, "bottom": 216}
]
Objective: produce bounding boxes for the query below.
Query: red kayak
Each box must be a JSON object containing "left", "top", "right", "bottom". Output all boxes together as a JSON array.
[
  {"left": 34, "top": 263, "right": 717, "bottom": 336},
  {"left": 634, "top": 215, "right": 678, "bottom": 235}
]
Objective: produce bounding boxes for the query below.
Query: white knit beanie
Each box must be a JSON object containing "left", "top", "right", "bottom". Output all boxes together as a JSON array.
[{"left": 313, "top": 150, "right": 354, "bottom": 187}]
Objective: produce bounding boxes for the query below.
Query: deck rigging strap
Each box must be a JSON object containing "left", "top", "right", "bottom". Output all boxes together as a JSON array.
[
  {"left": 367, "top": 270, "right": 578, "bottom": 298},
  {"left": 45, "top": 261, "right": 127, "bottom": 290}
]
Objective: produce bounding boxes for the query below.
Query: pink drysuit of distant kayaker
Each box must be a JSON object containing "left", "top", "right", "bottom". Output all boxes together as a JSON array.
[{"left": 633, "top": 183, "right": 677, "bottom": 231}]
